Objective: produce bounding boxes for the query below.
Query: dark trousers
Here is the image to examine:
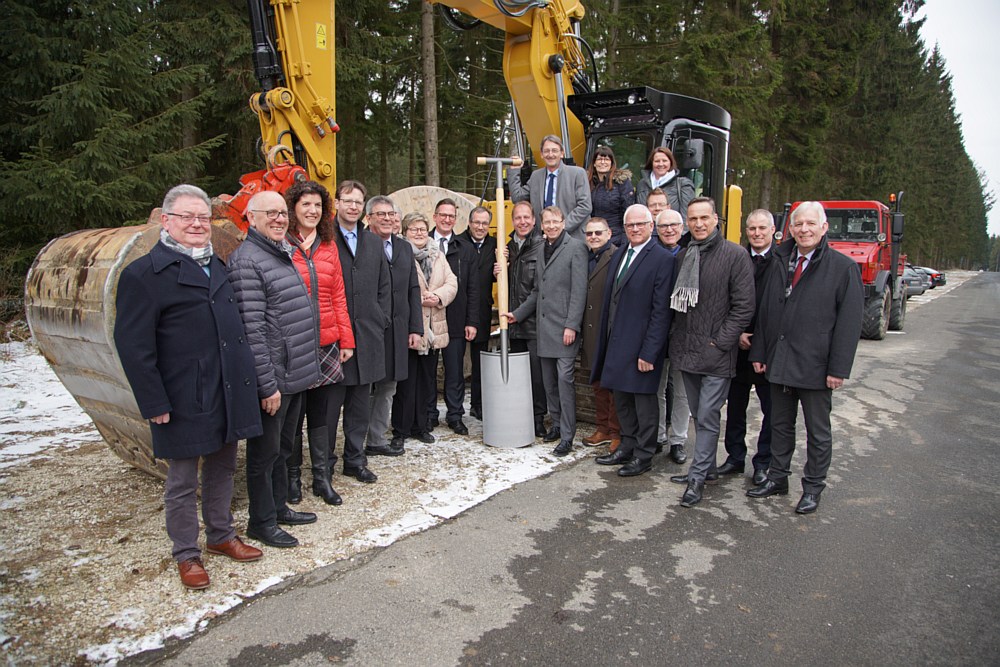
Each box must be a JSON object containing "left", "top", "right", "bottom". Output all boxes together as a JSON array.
[
  {"left": 394, "top": 350, "right": 437, "bottom": 437},
  {"left": 327, "top": 382, "right": 371, "bottom": 470},
  {"left": 164, "top": 442, "right": 238, "bottom": 562},
  {"left": 469, "top": 340, "right": 488, "bottom": 412},
  {"left": 431, "top": 336, "right": 466, "bottom": 423},
  {"left": 246, "top": 392, "right": 302, "bottom": 531},
  {"left": 613, "top": 390, "right": 659, "bottom": 463},
  {"left": 768, "top": 384, "right": 834, "bottom": 494},
  {"left": 510, "top": 337, "right": 547, "bottom": 424},
  {"left": 723, "top": 377, "right": 772, "bottom": 471}
]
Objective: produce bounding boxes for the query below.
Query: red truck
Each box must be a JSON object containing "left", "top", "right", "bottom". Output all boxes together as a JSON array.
[{"left": 779, "top": 193, "right": 906, "bottom": 340}]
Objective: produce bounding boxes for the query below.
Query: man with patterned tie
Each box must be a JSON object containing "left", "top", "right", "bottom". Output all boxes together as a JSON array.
[
  {"left": 747, "top": 201, "right": 863, "bottom": 514},
  {"left": 508, "top": 135, "right": 592, "bottom": 240}
]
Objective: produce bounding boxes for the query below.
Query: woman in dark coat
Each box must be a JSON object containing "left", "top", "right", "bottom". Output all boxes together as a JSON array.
[
  {"left": 115, "top": 184, "right": 263, "bottom": 590},
  {"left": 588, "top": 146, "right": 634, "bottom": 247},
  {"left": 634, "top": 146, "right": 696, "bottom": 221}
]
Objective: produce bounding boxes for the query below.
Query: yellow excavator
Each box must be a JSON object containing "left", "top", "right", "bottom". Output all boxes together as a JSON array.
[{"left": 25, "top": 0, "right": 741, "bottom": 477}]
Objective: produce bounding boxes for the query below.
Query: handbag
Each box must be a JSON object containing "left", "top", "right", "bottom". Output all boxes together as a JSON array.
[{"left": 314, "top": 342, "right": 345, "bottom": 386}]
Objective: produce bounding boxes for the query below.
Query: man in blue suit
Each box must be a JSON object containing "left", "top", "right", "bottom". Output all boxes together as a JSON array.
[{"left": 590, "top": 204, "right": 676, "bottom": 477}]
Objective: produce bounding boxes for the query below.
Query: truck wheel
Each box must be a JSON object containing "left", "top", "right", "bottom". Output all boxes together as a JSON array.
[
  {"left": 862, "top": 290, "right": 890, "bottom": 340},
  {"left": 889, "top": 291, "right": 906, "bottom": 331}
]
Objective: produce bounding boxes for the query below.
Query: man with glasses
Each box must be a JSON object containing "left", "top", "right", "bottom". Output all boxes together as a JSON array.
[
  {"left": 116, "top": 184, "right": 264, "bottom": 588},
  {"left": 429, "top": 198, "right": 480, "bottom": 435},
  {"left": 509, "top": 135, "right": 592, "bottom": 239},
  {"left": 459, "top": 206, "right": 497, "bottom": 421},
  {"left": 330, "top": 180, "right": 391, "bottom": 482},
  {"left": 228, "top": 190, "right": 321, "bottom": 547},
  {"left": 579, "top": 217, "right": 621, "bottom": 451},
  {"left": 364, "top": 196, "right": 423, "bottom": 457},
  {"left": 592, "top": 205, "right": 676, "bottom": 477}
]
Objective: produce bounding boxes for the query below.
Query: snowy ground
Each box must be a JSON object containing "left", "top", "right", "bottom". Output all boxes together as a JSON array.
[{"left": 0, "top": 342, "right": 591, "bottom": 664}]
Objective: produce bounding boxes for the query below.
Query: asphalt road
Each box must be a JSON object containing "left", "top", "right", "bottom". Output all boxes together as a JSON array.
[{"left": 138, "top": 273, "right": 1000, "bottom": 666}]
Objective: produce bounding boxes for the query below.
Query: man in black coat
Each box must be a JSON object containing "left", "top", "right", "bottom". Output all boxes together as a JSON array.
[
  {"left": 364, "top": 195, "right": 423, "bottom": 457},
  {"left": 429, "top": 198, "right": 481, "bottom": 435},
  {"left": 720, "top": 209, "right": 776, "bottom": 486},
  {"left": 116, "top": 184, "right": 264, "bottom": 590},
  {"left": 459, "top": 206, "right": 497, "bottom": 421},
  {"left": 330, "top": 180, "right": 392, "bottom": 483},
  {"left": 748, "top": 201, "right": 863, "bottom": 514}
]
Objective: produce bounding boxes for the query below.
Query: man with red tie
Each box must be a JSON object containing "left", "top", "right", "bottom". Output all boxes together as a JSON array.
[{"left": 747, "top": 201, "right": 863, "bottom": 514}]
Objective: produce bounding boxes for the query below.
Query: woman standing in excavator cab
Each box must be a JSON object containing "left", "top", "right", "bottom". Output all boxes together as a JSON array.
[
  {"left": 588, "top": 146, "right": 634, "bottom": 247},
  {"left": 635, "top": 146, "right": 695, "bottom": 222}
]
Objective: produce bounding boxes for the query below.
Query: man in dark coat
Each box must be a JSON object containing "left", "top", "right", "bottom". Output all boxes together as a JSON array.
[
  {"left": 579, "top": 217, "right": 620, "bottom": 450},
  {"left": 668, "top": 197, "right": 755, "bottom": 508},
  {"left": 748, "top": 201, "right": 863, "bottom": 515},
  {"left": 719, "top": 209, "right": 776, "bottom": 486},
  {"left": 429, "top": 198, "right": 481, "bottom": 435},
  {"left": 364, "top": 195, "right": 422, "bottom": 457},
  {"left": 592, "top": 204, "right": 675, "bottom": 477},
  {"left": 507, "top": 206, "right": 589, "bottom": 456},
  {"left": 459, "top": 206, "right": 497, "bottom": 421},
  {"left": 228, "top": 190, "right": 322, "bottom": 548},
  {"left": 116, "top": 184, "right": 264, "bottom": 590},
  {"left": 329, "top": 180, "right": 392, "bottom": 482}
]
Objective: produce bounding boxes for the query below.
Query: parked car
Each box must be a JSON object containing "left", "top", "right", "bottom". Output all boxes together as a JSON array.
[
  {"left": 915, "top": 265, "right": 946, "bottom": 288},
  {"left": 902, "top": 265, "right": 927, "bottom": 297}
]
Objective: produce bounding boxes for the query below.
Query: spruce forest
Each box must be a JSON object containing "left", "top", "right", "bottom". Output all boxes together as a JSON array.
[{"left": 0, "top": 0, "right": 995, "bottom": 316}]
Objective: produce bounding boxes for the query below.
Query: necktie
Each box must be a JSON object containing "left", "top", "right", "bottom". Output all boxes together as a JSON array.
[
  {"left": 545, "top": 172, "right": 556, "bottom": 208},
  {"left": 384, "top": 239, "right": 392, "bottom": 261},
  {"left": 346, "top": 231, "right": 357, "bottom": 256},
  {"left": 439, "top": 237, "right": 447, "bottom": 254},
  {"left": 616, "top": 247, "right": 635, "bottom": 287},
  {"left": 791, "top": 256, "right": 806, "bottom": 288}
]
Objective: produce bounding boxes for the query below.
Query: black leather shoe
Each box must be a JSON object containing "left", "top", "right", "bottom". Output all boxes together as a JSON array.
[
  {"left": 276, "top": 508, "right": 317, "bottom": 525},
  {"left": 542, "top": 427, "right": 561, "bottom": 443},
  {"left": 618, "top": 458, "right": 652, "bottom": 477},
  {"left": 747, "top": 479, "right": 789, "bottom": 498},
  {"left": 429, "top": 417, "right": 440, "bottom": 428},
  {"left": 795, "top": 493, "right": 820, "bottom": 514},
  {"left": 343, "top": 466, "right": 378, "bottom": 483},
  {"left": 670, "top": 471, "right": 718, "bottom": 484},
  {"left": 553, "top": 439, "right": 573, "bottom": 457},
  {"left": 365, "top": 444, "right": 404, "bottom": 457},
  {"left": 669, "top": 445, "right": 687, "bottom": 464},
  {"left": 414, "top": 432, "right": 435, "bottom": 444},
  {"left": 287, "top": 467, "right": 303, "bottom": 505},
  {"left": 596, "top": 450, "right": 630, "bottom": 466},
  {"left": 534, "top": 421, "right": 547, "bottom": 438},
  {"left": 311, "top": 477, "right": 343, "bottom": 506},
  {"left": 390, "top": 436, "right": 405, "bottom": 450},
  {"left": 449, "top": 420, "right": 469, "bottom": 436},
  {"left": 246, "top": 524, "right": 298, "bottom": 548},
  {"left": 752, "top": 468, "right": 768, "bottom": 486},
  {"left": 717, "top": 460, "right": 745, "bottom": 475},
  {"left": 680, "top": 480, "right": 704, "bottom": 507},
  {"left": 470, "top": 406, "right": 483, "bottom": 420}
]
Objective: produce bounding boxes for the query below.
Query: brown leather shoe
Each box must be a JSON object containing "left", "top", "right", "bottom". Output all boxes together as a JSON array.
[
  {"left": 608, "top": 438, "right": 621, "bottom": 453},
  {"left": 582, "top": 431, "right": 611, "bottom": 447},
  {"left": 206, "top": 537, "right": 263, "bottom": 562},
  {"left": 178, "top": 557, "right": 210, "bottom": 590}
]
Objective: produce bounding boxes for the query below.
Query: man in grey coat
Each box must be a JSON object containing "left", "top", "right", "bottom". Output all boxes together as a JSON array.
[
  {"left": 668, "top": 197, "right": 755, "bottom": 508},
  {"left": 505, "top": 206, "right": 589, "bottom": 456},
  {"left": 509, "top": 135, "right": 592, "bottom": 239},
  {"left": 228, "top": 190, "right": 321, "bottom": 548}
]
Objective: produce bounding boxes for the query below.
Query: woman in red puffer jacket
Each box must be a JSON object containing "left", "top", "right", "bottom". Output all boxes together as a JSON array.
[{"left": 281, "top": 180, "right": 355, "bottom": 507}]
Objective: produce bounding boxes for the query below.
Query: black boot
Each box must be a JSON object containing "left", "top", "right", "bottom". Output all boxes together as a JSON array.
[
  {"left": 308, "top": 426, "right": 343, "bottom": 506},
  {"left": 287, "top": 466, "right": 303, "bottom": 505}
]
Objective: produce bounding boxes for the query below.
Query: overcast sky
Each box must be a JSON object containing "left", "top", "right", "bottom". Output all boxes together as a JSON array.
[{"left": 918, "top": 0, "right": 999, "bottom": 236}]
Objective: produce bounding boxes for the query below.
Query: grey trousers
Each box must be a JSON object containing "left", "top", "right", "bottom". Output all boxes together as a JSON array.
[
  {"left": 657, "top": 359, "right": 690, "bottom": 445},
  {"left": 540, "top": 356, "right": 577, "bottom": 440},
  {"left": 682, "top": 372, "right": 731, "bottom": 483},
  {"left": 164, "top": 441, "right": 238, "bottom": 562},
  {"left": 768, "top": 384, "right": 833, "bottom": 494},
  {"left": 365, "top": 378, "right": 398, "bottom": 448}
]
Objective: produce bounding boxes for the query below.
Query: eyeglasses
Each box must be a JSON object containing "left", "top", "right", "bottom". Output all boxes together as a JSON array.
[
  {"left": 469, "top": 219, "right": 491, "bottom": 226},
  {"left": 656, "top": 223, "right": 682, "bottom": 229},
  {"left": 541, "top": 219, "right": 563, "bottom": 226},
  {"left": 369, "top": 211, "right": 393, "bottom": 220},
  {"left": 338, "top": 198, "right": 364, "bottom": 208},
  {"left": 166, "top": 212, "right": 211, "bottom": 225},
  {"left": 407, "top": 227, "right": 428, "bottom": 234},
  {"left": 624, "top": 221, "right": 651, "bottom": 229},
  {"left": 593, "top": 156, "right": 611, "bottom": 161},
  {"left": 252, "top": 209, "right": 289, "bottom": 220},
  {"left": 540, "top": 149, "right": 562, "bottom": 156},
  {"left": 435, "top": 212, "right": 456, "bottom": 220},
  {"left": 584, "top": 230, "right": 607, "bottom": 236}
]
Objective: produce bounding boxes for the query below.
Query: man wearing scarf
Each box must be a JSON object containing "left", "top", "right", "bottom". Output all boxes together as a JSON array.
[
  {"left": 115, "top": 184, "right": 264, "bottom": 590},
  {"left": 668, "top": 197, "right": 755, "bottom": 508}
]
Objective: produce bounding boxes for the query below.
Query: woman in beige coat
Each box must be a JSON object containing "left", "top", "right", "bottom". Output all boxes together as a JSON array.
[{"left": 390, "top": 213, "right": 457, "bottom": 445}]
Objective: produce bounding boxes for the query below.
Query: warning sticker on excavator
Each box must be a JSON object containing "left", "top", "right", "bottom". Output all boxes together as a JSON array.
[{"left": 316, "top": 23, "right": 328, "bottom": 50}]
